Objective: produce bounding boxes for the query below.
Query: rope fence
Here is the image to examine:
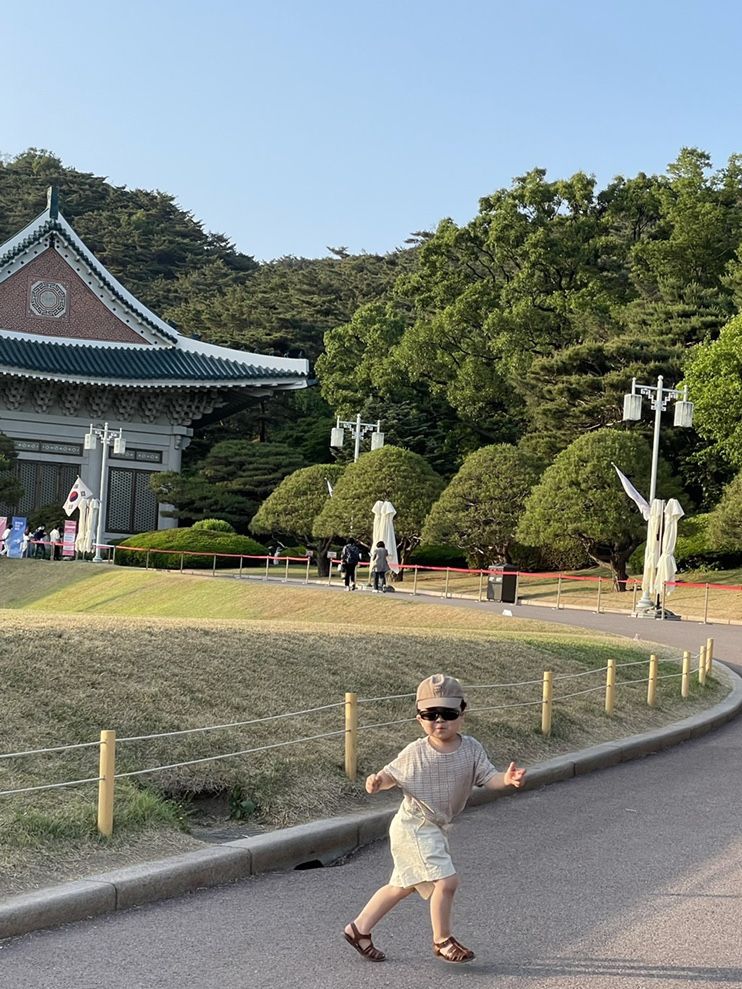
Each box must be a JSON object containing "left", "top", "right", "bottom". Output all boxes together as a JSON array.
[{"left": 0, "top": 638, "right": 717, "bottom": 836}]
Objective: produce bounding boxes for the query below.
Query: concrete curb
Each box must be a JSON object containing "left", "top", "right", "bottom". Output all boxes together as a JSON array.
[{"left": 2, "top": 662, "right": 741, "bottom": 942}]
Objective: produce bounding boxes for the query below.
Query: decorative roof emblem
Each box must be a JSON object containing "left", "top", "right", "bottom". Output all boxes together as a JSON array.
[{"left": 30, "top": 280, "right": 68, "bottom": 318}]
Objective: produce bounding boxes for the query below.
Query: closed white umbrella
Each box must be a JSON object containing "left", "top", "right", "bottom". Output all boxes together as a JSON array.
[
  {"left": 641, "top": 499, "right": 664, "bottom": 602},
  {"left": 74, "top": 498, "right": 89, "bottom": 554},
  {"left": 76, "top": 497, "right": 98, "bottom": 554},
  {"left": 653, "top": 498, "right": 685, "bottom": 598},
  {"left": 371, "top": 500, "right": 400, "bottom": 575}
]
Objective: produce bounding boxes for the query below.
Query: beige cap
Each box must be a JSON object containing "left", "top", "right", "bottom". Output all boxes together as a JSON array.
[{"left": 416, "top": 674, "right": 465, "bottom": 710}]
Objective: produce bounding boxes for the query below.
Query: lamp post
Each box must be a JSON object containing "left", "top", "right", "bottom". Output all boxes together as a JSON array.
[
  {"left": 330, "top": 414, "right": 384, "bottom": 461},
  {"left": 622, "top": 376, "right": 693, "bottom": 612},
  {"left": 84, "top": 422, "right": 126, "bottom": 563}
]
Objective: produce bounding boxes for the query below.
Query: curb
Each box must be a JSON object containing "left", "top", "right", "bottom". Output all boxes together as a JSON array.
[{"left": 2, "top": 662, "right": 741, "bottom": 942}]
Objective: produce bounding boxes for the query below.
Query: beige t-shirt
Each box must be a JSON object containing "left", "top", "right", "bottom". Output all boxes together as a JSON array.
[{"left": 383, "top": 735, "right": 498, "bottom": 826}]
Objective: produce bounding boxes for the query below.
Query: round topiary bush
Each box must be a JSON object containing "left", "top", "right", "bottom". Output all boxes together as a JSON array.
[
  {"left": 191, "top": 518, "right": 236, "bottom": 533},
  {"left": 114, "top": 527, "right": 266, "bottom": 569}
]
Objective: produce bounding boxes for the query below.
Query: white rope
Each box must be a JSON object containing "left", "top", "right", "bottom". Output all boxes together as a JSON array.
[
  {"left": 553, "top": 684, "right": 607, "bottom": 700},
  {"left": 0, "top": 740, "right": 100, "bottom": 761},
  {"left": 358, "top": 692, "right": 416, "bottom": 704},
  {"left": 462, "top": 678, "right": 544, "bottom": 690},
  {"left": 114, "top": 729, "right": 346, "bottom": 779},
  {"left": 358, "top": 717, "right": 417, "bottom": 731},
  {"left": 0, "top": 775, "right": 102, "bottom": 797},
  {"left": 470, "top": 699, "right": 544, "bottom": 713},
  {"left": 554, "top": 666, "right": 609, "bottom": 681},
  {"left": 118, "top": 702, "right": 344, "bottom": 743},
  {"left": 615, "top": 658, "right": 654, "bottom": 669}
]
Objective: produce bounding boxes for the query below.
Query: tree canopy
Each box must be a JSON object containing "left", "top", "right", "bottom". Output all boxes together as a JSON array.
[{"left": 516, "top": 429, "right": 683, "bottom": 585}]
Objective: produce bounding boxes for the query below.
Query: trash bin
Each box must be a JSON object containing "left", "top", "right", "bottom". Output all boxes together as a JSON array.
[{"left": 486, "top": 565, "right": 518, "bottom": 604}]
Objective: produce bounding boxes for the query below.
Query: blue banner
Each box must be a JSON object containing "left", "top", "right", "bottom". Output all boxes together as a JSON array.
[{"left": 6, "top": 516, "right": 27, "bottom": 559}]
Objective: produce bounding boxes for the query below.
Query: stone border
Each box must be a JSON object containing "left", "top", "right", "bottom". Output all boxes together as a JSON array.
[{"left": 2, "top": 662, "right": 740, "bottom": 942}]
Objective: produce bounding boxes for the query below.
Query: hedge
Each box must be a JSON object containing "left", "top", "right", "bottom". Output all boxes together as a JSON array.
[{"left": 114, "top": 527, "right": 267, "bottom": 570}]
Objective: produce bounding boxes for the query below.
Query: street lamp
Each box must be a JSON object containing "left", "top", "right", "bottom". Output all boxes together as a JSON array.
[
  {"left": 85, "top": 422, "right": 126, "bottom": 563},
  {"left": 330, "top": 414, "right": 384, "bottom": 462},
  {"left": 622, "top": 376, "right": 694, "bottom": 612}
]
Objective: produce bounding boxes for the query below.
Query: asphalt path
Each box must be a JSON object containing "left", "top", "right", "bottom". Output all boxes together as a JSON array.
[{"left": 2, "top": 603, "right": 741, "bottom": 989}]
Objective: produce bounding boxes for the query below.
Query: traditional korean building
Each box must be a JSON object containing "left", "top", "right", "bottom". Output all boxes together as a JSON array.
[{"left": 0, "top": 187, "right": 309, "bottom": 538}]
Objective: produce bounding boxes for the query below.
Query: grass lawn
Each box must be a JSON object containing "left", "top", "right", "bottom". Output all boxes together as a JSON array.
[{"left": 0, "top": 559, "right": 726, "bottom": 897}]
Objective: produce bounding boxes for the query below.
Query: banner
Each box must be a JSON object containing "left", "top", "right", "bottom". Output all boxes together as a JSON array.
[
  {"left": 6, "top": 516, "right": 27, "bottom": 559},
  {"left": 0, "top": 516, "right": 7, "bottom": 553},
  {"left": 62, "top": 520, "right": 77, "bottom": 558}
]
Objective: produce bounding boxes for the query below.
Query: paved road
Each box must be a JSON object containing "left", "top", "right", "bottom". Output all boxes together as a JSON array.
[{"left": 2, "top": 608, "right": 741, "bottom": 989}]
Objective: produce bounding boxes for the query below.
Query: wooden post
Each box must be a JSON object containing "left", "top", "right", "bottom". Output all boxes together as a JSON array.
[
  {"left": 556, "top": 575, "right": 562, "bottom": 611},
  {"left": 605, "top": 659, "right": 616, "bottom": 715},
  {"left": 703, "top": 583, "right": 710, "bottom": 624},
  {"left": 413, "top": 566, "right": 419, "bottom": 596},
  {"left": 647, "top": 654, "right": 658, "bottom": 707},
  {"left": 706, "top": 637, "right": 714, "bottom": 676},
  {"left": 681, "top": 650, "right": 690, "bottom": 699},
  {"left": 344, "top": 692, "right": 358, "bottom": 781},
  {"left": 97, "top": 730, "right": 116, "bottom": 838},
  {"left": 596, "top": 577, "right": 602, "bottom": 614},
  {"left": 444, "top": 568, "right": 451, "bottom": 599},
  {"left": 541, "top": 671, "right": 553, "bottom": 736},
  {"left": 698, "top": 645, "right": 706, "bottom": 686}
]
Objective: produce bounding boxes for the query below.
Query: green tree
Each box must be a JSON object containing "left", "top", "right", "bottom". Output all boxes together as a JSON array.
[
  {"left": 312, "top": 446, "right": 444, "bottom": 575},
  {"left": 706, "top": 473, "right": 742, "bottom": 551},
  {"left": 516, "top": 429, "right": 682, "bottom": 587},
  {"left": 250, "top": 464, "right": 345, "bottom": 576},
  {"left": 0, "top": 433, "right": 23, "bottom": 507},
  {"left": 422, "top": 445, "right": 542, "bottom": 566},
  {"left": 150, "top": 441, "right": 305, "bottom": 533},
  {"left": 684, "top": 313, "right": 742, "bottom": 470}
]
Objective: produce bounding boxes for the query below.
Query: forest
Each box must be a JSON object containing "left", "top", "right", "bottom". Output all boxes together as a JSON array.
[{"left": 2, "top": 147, "right": 742, "bottom": 580}]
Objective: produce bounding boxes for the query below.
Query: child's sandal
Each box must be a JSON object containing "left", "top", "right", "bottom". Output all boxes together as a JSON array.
[
  {"left": 343, "top": 921, "right": 386, "bottom": 962},
  {"left": 434, "top": 936, "right": 475, "bottom": 963}
]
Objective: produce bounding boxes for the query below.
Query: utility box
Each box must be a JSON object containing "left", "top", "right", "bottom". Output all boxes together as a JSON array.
[{"left": 486, "top": 565, "right": 518, "bottom": 604}]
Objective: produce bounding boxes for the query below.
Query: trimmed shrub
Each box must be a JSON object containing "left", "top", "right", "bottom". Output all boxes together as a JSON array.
[
  {"left": 408, "top": 544, "right": 468, "bottom": 569},
  {"left": 191, "top": 519, "right": 236, "bottom": 533},
  {"left": 115, "top": 527, "right": 267, "bottom": 569}
]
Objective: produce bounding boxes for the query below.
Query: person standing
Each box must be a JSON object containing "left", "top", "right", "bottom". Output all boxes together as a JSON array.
[
  {"left": 343, "top": 674, "right": 526, "bottom": 963},
  {"left": 370, "top": 540, "right": 391, "bottom": 592},
  {"left": 340, "top": 538, "right": 361, "bottom": 591},
  {"left": 49, "top": 524, "right": 61, "bottom": 561}
]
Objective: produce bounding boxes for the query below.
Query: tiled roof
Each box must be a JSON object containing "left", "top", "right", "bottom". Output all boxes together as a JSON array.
[{"left": 0, "top": 335, "right": 307, "bottom": 386}]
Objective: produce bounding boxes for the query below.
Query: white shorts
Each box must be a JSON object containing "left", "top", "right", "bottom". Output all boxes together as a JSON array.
[{"left": 388, "top": 804, "right": 455, "bottom": 900}]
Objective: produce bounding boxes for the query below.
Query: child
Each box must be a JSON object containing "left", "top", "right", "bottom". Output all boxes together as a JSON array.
[{"left": 343, "top": 673, "right": 526, "bottom": 964}]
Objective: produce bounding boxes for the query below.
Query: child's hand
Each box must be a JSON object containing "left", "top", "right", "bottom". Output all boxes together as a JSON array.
[
  {"left": 504, "top": 761, "right": 526, "bottom": 788},
  {"left": 365, "top": 773, "right": 382, "bottom": 794}
]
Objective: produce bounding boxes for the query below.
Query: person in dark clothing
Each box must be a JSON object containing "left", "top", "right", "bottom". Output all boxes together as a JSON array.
[{"left": 341, "top": 538, "right": 361, "bottom": 591}]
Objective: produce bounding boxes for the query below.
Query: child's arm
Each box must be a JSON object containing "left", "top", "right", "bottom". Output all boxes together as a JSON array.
[
  {"left": 483, "top": 761, "right": 526, "bottom": 791},
  {"left": 365, "top": 770, "right": 397, "bottom": 794}
]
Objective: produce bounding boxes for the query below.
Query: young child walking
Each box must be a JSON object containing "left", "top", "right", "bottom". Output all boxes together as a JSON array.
[{"left": 343, "top": 673, "right": 526, "bottom": 964}]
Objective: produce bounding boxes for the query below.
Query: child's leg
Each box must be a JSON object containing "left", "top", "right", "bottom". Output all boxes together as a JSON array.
[
  {"left": 429, "top": 874, "right": 459, "bottom": 942},
  {"left": 346, "top": 883, "right": 413, "bottom": 936}
]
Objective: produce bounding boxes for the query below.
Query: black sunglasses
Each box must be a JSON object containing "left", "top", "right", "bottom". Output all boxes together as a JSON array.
[{"left": 417, "top": 707, "right": 462, "bottom": 722}]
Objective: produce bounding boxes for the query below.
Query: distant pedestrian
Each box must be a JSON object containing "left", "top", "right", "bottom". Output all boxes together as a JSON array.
[
  {"left": 343, "top": 674, "right": 526, "bottom": 963},
  {"left": 370, "top": 540, "right": 390, "bottom": 592},
  {"left": 49, "top": 525, "right": 61, "bottom": 561},
  {"left": 340, "top": 538, "right": 360, "bottom": 591},
  {"left": 32, "top": 525, "right": 47, "bottom": 558}
]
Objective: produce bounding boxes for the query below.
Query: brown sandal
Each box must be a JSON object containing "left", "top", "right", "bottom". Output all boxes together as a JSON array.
[
  {"left": 434, "top": 936, "right": 475, "bottom": 963},
  {"left": 343, "top": 921, "right": 386, "bottom": 962}
]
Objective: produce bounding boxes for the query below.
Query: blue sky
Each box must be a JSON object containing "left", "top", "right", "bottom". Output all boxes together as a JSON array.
[{"left": 4, "top": 1, "right": 742, "bottom": 260}]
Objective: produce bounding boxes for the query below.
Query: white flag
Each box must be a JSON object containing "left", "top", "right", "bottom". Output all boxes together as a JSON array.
[
  {"left": 63, "top": 476, "right": 95, "bottom": 517},
  {"left": 612, "top": 463, "right": 650, "bottom": 521}
]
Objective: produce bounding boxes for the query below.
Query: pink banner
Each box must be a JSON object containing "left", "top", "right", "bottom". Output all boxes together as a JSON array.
[
  {"left": 62, "top": 520, "right": 77, "bottom": 558},
  {"left": 0, "top": 516, "right": 6, "bottom": 554}
]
